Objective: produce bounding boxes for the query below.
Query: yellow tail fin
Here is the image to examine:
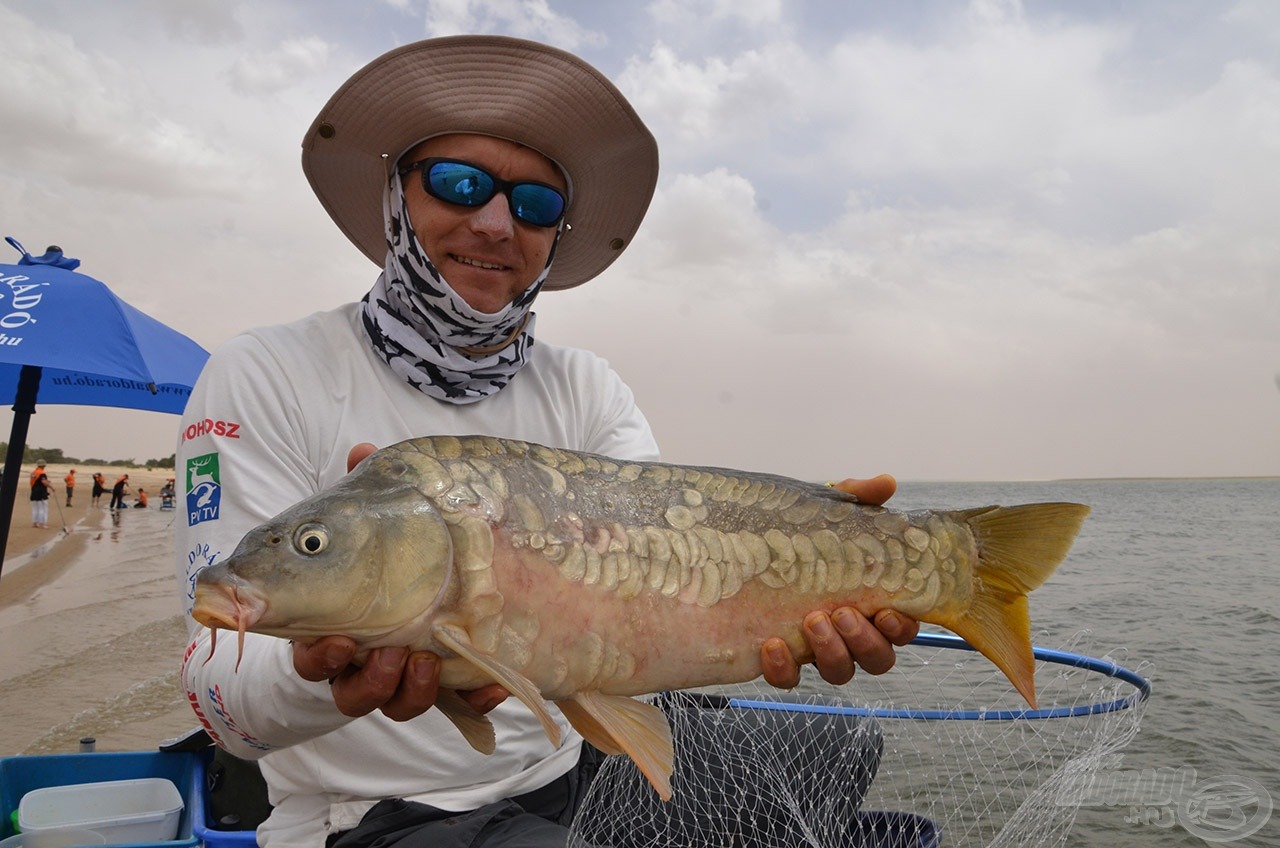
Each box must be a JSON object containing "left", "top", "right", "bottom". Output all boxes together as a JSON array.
[{"left": 941, "top": 502, "right": 1091, "bottom": 708}]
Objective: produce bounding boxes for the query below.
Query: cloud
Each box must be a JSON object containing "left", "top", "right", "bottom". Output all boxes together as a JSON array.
[
  {"left": 415, "top": 0, "right": 605, "bottom": 49},
  {"left": 618, "top": 41, "right": 815, "bottom": 153},
  {"left": 134, "top": 0, "right": 245, "bottom": 44},
  {"left": 616, "top": 2, "right": 1280, "bottom": 346},
  {"left": 0, "top": 5, "right": 242, "bottom": 198},
  {"left": 229, "top": 37, "right": 332, "bottom": 95},
  {"left": 647, "top": 0, "right": 783, "bottom": 31},
  {"left": 1, "top": 0, "right": 1275, "bottom": 479}
]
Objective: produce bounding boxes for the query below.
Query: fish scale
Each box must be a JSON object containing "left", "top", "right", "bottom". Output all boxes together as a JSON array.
[
  {"left": 455, "top": 438, "right": 971, "bottom": 615},
  {"left": 192, "top": 434, "right": 1091, "bottom": 801}
]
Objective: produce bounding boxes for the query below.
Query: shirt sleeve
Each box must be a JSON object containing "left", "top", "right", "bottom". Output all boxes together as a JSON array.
[
  {"left": 577, "top": 353, "right": 661, "bottom": 463},
  {"left": 174, "top": 332, "right": 356, "bottom": 759}
]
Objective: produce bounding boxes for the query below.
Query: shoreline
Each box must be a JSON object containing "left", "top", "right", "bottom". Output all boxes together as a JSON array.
[
  {"left": 0, "top": 462, "right": 194, "bottom": 756},
  {"left": 1, "top": 463, "right": 177, "bottom": 608}
]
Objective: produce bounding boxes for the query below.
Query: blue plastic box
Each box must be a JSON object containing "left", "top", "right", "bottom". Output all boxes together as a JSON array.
[
  {"left": 189, "top": 756, "right": 256, "bottom": 848},
  {"left": 0, "top": 752, "right": 198, "bottom": 848}
]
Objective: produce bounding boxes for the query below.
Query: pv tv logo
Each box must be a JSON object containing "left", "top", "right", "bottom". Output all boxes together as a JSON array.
[{"left": 186, "top": 452, "right": 221, "bottom": 526}]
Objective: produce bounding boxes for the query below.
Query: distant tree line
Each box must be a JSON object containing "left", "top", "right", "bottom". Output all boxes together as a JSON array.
[{"left": 0, "top": 442, "right": 176, "bottom": 470}]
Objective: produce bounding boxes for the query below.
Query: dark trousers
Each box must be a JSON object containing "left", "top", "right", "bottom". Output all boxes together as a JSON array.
[{"left": 326, "top": 745, "right": 605, "bottom": 848}]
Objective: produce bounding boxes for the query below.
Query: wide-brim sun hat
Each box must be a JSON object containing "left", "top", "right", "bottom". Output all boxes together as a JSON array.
[{"left": 301, "top": 35, "right": 659, "bottom": 291}]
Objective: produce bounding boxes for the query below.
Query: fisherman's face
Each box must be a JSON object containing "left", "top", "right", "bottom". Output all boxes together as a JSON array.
[{"left": 401, "top": 134, "right": 566, "bottom": 314}]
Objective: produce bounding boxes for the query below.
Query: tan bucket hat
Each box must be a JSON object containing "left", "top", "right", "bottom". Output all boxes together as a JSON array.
[{"left": 301, "top": 35, "right": 659, "bottom": 291}]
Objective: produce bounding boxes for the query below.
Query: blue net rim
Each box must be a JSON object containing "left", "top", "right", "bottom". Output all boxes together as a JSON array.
[{"left": 728, "top": 632, "right": 1152, "bottom": 721}]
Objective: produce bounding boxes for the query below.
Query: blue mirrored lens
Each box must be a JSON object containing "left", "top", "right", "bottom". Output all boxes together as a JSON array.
[
  {"left": 424, "top": 161, "right": 565, "bottom": 227},
  {"left": 510, "top": 185, "right": 565, "bottom": 226},
  {"left": 428, "top": 163, "right": 496, "bottom": 207}
]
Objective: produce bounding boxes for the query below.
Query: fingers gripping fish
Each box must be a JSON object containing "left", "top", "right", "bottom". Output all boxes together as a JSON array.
[{"left": 192, "top": 435, "right": 1090, "bottom": 800}]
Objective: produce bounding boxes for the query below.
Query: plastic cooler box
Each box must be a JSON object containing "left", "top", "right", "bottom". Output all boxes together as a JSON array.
[
  {"left": 19, "top": 779, "right": 182, "bottom": 843},
  {"left": 0, "top": 752, "right": 197, "bottom": 848}
]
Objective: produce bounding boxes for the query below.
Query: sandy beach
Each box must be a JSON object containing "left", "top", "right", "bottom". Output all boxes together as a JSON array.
[
  {"left": 2, "top": 464, "right": 174, "bottom": 589},
  {"left": 1, "top": 465, "right": 173, "bottom": 593},
  {"left": 0, "top": 462, "right": 195, "bottom": 756}
]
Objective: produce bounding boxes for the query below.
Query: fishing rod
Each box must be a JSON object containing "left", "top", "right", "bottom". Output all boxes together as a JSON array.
[{"left": 50, "top": 488, "right": 71, "bottom": 536}]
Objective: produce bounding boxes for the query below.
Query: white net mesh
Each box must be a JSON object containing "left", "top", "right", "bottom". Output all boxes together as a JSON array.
[{"left": 567, "top": 630, "right": 1149, "bottom": 848}]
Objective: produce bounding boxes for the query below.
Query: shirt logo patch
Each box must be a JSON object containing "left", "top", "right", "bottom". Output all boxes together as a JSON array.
[
  {"left": 181, "top": 418, "right": 242, "bottom": 443},
  {"left": 184, "top": 542, "right": 222, "bottom": 615},
  {"left": 186, "top": 452, "right": 222, "bottom": 526}
]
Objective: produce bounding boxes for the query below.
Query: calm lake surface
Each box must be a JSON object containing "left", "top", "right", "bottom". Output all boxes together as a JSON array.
[
  {"left": 884, "top": 478, "right": 1280, "bottom": 847},
  {"left": 1, "top": 479, "right": 1276, "bottom": 846}
]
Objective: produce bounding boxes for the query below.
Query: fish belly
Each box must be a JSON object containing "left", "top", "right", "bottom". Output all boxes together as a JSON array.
[{"left": 434, "top": 504, "right": 975, "bottom": 700}]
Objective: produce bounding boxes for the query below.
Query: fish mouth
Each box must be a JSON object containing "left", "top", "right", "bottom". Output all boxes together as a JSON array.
[{"left": 192, "top": 583, "right": 267, "bottom": 671}]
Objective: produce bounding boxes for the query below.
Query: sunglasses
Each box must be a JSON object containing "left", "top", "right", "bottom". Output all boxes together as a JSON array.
[{"left": 399, "top": 158, "right": 567, "bottom": 228}]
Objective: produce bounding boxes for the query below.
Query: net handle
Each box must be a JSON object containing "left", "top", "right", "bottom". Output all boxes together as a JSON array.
[{"left": 729, "top": 632, "right": 1152, "bottom": 721}]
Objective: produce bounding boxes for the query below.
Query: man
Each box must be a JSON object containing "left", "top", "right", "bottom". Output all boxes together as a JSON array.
[
  {"left": 109, "top": 473, "right": 130, "bottom": 511},
  {"left": 176, "top": 36, "right": 916, "bottom": 848},
  {"left": 64, "top": 468, "right": 76, "bottom": 507},
  {"left": 29, "top": 467, "right": 52, "bottom": 529}
]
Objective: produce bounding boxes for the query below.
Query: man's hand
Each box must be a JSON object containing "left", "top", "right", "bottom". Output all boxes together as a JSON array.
[
  {"left": 760, "top": 608, "right": 920, "bottom": 689},
  {"left": 832, "top": 474, "right": 897, "bottom": 506},
  {"left": 759, "top": 473, "right": 920, "bottom": 689},
  {"left": 347, "top": 442, "right": 378, "bottom": 470},
  {"left": 285, "top": 442, "right": 508, "bottom": 721}
]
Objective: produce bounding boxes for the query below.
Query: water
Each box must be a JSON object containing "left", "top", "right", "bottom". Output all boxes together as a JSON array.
[
  {"left": 0, "top": 480, "right": 1276, "bottom": 846},
  {"left": 885, "top": 478, "right": 1280, "bottom": 847},
  {"left": 0, "top": 506, "right": 193, "bottom": 756}
]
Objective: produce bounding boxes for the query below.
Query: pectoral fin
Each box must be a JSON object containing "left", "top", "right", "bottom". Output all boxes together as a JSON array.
[
  {"left": 433, "top": 688, "right": 496, "bottom": 755},
  {"left": 432, "top": 623, "right": 561, "bottom": 747},
  {"left": 557, "top": 691, "right": 674, "bottom": 801}
]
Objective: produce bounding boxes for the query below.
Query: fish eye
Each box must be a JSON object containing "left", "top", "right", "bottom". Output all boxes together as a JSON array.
[{"left": 294, "top": 524, "right": 329, "bottom": 556}]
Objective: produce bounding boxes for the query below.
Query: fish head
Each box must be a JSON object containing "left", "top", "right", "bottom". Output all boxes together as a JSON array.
[{"left": 192, "top": 452, "right": 457, "bottom": 649}]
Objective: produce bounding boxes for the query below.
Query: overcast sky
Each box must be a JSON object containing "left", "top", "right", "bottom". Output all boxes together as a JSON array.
[{"left": 2, "top": 0, "right": 1277, "bottom": 482}]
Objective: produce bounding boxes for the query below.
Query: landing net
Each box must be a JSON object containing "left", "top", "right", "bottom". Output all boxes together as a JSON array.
[{"left": 567, "top": 630, "right": 1150, "bottom": 848}]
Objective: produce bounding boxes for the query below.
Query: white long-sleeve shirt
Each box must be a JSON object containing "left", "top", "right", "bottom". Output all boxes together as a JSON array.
[{"left": 175, "top": 302, "right": 657, "bottom": 848}]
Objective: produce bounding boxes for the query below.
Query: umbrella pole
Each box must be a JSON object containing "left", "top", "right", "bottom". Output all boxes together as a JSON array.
[{"left": 0, "top": 365, "right": 42, "bottom": 580}]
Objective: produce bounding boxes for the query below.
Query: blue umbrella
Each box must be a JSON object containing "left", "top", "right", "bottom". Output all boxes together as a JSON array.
[{"left": 0, "top": 237, "right": 210, "bottom": 576}]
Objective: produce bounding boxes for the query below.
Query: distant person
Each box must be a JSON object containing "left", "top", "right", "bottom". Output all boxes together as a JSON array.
[
  {"left": 92, "top": 472, "right": 108, "bottom": 507},
  {"left": 160, "top": 478, "right": 176, "bottom": 509},
  {"left": 64, "top": 468, "right": 76, "bottom": 507},
  {"left": 29, "top": 470, "right": 53, "bottom": 529},
  {"left": 134, "top": 488, "right": 149, "bottom": 508},
  {"left": 109, "top": 474, "right": 130, "bottom": 510}
]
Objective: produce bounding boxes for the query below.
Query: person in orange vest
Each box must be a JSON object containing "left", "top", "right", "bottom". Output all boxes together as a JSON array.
[
  {"left": 29, "top": 463, "right": 45, "bottom": 490},
  {"left": 109, "top": 474, "right": 130, "bottom": 511},
  {"left": 29, "top": 469, "right": 53, "bottom": 529},
  {"left": 92, "top": 472, "right": 108, "bottom": 507},
  {"left": 64, "top": 468, "right": 76, "bottom": 507}
]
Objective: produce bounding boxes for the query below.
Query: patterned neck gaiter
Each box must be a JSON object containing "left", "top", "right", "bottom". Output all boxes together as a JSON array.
[{"left": 360, "top": 170, "right": 561, "bottom": 404}]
